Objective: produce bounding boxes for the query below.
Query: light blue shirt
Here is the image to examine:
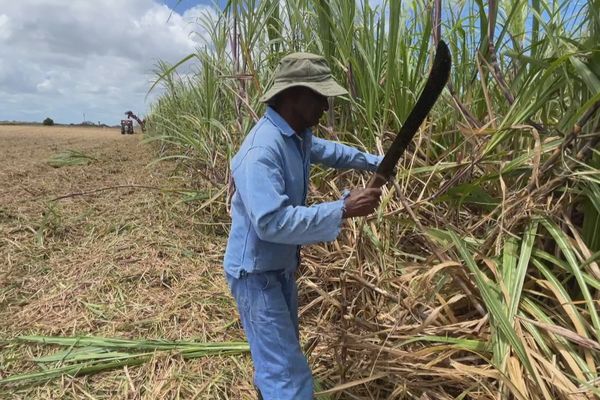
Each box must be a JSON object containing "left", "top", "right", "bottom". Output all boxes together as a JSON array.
[{"left": 224, "top": 107, "right": 382, "bottom": 278}]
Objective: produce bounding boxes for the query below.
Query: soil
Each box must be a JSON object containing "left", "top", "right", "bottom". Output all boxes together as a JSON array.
[{"left": 0, "top": 125, "right": 254, "bottom": 399}]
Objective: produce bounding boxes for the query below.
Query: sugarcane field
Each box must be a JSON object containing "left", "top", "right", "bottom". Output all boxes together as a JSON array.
[{"left": 1, "top": 0, "right": 599, "bottom": 399}]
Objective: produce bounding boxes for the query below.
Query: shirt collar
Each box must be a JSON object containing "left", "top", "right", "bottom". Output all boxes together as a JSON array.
[{"left": 265, "top": 106, "right": 311, "bottom": 138}]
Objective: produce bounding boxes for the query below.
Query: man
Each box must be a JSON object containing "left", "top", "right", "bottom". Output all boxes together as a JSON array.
[{"left": 224, "top": 52, "right": 383, "bottom": 399}]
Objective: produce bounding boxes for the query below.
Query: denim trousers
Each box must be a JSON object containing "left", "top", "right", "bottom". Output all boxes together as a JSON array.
[{"left": 226, "top": 269, "right": 313, "bottom": 399}]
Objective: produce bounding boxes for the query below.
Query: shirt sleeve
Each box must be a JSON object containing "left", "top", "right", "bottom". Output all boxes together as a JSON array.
[
  {"left": 310, "top": 136, "right": 383, "bottom": 172},
  {"left": 233, "top": 146, "right": 345, "bottom": 245}
]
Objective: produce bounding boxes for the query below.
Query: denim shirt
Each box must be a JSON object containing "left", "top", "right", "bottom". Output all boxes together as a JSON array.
[{"left": 224, "top": 107, "right": 382, "bottom": 278}]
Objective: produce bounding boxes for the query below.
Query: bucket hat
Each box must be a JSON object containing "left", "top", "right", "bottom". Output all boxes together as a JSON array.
[{"left": 259, "top": 52, "right": 348, "bottom": 103}]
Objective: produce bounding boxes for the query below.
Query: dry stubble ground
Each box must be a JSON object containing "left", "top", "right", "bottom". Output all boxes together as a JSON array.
[{"left": 0, "top": 125, "right": 256, "bottom": 399}]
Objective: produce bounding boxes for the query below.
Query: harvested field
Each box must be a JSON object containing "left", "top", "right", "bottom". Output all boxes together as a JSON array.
[
  {"left": 0, "top": 125, "right": 255, "bottom": 399},
  {"left": 1, "top": 112, "right": 599, "bottom": 399}
]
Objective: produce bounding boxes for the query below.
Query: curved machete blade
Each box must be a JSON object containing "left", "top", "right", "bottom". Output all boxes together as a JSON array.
[{"left": 368, "top": 40, "right": 451, "bottom": 188}]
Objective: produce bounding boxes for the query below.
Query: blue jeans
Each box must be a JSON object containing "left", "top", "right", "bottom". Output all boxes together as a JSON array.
[{"left": 226, "top": 270, "right": 313, "bottom": 399}]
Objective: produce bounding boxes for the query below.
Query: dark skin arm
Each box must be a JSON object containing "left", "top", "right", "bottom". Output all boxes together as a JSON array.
[{"left": 342, "top": 188, "right": 382, "bottom": 218}]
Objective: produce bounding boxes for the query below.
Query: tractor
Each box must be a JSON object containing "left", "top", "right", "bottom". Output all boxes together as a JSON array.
[
  {"left": 125, "top": 111, "right": 145, "bottom": 132},
  {"left": 120, "top": 119, "right": 134, "bottom": 134},
  {"left": 120, "top": 111, "right": 146, "bottom": 135}
]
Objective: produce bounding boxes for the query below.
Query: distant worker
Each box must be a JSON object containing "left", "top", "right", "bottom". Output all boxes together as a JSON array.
[{"left": 223, "top": 53, "right": 383, "bottom": 399}]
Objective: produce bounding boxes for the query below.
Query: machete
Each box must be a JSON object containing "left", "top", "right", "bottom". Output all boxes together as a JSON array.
[{"left": 367, "top": 40, "right": 451, "bottom": 188}]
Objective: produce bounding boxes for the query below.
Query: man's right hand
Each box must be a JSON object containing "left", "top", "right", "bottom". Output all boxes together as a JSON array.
[{"left": 342, "top": 188, "right": 382, "bottom": 218}]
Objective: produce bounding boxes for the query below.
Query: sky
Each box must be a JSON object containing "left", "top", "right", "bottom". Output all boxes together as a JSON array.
[
  {"left": 1, "top": 1, "right": 587, "bottom": 125},
  {"left": 0, "top": 0, "right": 219, "bottom": 124}
]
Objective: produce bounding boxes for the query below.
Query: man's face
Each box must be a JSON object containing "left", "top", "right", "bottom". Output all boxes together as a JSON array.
[{"left": 291, "top": 87, "right": 329, "bottom": 129}]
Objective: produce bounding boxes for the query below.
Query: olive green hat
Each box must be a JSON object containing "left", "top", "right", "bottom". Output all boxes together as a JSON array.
[{"left": 259, "top": 52, "right": 348, "bottom": 103}]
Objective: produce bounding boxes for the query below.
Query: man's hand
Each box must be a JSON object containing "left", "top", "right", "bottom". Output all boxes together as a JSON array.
[{"left": 342, "top": 188, "right": 382, "bottom": 218}]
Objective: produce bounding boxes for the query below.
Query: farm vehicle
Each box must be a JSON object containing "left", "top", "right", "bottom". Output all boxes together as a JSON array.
[
  {"left": 120, "top": 119, "right": 134, "bottom": 134},
  {"left": 120, "top": 111, "right": 146, "bottom": 134}
]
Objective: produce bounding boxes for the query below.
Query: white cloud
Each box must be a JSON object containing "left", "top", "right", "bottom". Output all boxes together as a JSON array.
[
  {"left": 36, "top": 78, "right": 56, "bottom": 93},
  {"left": 0, "top": 0, "right": 212, "bottom": 124},
  {"left": 0, "top": 14, "right": 12, "bottom": 40}
]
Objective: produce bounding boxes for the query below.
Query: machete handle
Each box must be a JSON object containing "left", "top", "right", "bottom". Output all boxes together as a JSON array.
[{"left": 366, "top": 173, "right": 388, "bottom": 189}]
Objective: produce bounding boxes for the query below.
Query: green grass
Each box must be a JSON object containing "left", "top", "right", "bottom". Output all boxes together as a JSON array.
[{"left": 47, "top": 149, "right": 97, "bottom": 168}]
